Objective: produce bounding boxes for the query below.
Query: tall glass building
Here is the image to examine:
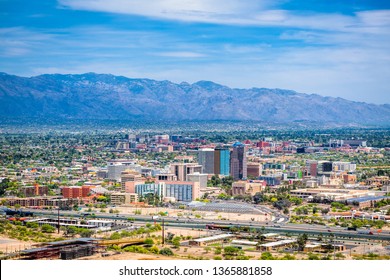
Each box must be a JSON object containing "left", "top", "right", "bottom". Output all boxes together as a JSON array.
[
  {"left": 230, "top": 142, "right": 247, "bottom": 180},
  {"left": 198, "top": 148, "right": 215, "bottom": 174},
  {"left": 214, "top": 147, "right": 230, "bottom": 176}
]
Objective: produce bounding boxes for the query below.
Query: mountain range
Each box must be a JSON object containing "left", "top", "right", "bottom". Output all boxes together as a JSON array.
[{"left": 0, "top": 72, "right": 389, "bottom": 125}]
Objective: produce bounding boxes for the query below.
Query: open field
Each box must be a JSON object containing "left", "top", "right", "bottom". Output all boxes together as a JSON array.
[{"left": 116, "top": 206, "right": 268, "bottom": 223}]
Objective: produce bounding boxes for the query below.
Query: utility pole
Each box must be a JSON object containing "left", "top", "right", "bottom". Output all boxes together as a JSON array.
[
  {"left": 162, "top": 219, "right": 165, "bottom": 246},
  {"left": 57, "top": 206, "right": 60, "bottom": 234}
]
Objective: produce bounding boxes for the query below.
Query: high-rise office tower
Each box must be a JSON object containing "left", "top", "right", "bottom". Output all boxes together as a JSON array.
[
  {"left": 198, "top": 148, "right": 215, "bottom": 174},
  {"left": 214, "top": 147, "right": 230, "bottom": 176},
  {"left": 230, "top": 142, "right": 247, "bottom": 180},
  {"left": 170, "top": 162, "right": 203, "bottom": 181}
]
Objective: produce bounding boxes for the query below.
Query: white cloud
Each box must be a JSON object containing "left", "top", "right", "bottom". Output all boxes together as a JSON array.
[
  {"left": 58, "top": 0, "right": 270, "bottom": 18},
  {"left": 155, "top": 51, "right": 206, "bottom": 58},
  {"left": 58, "top": 0, "right": 362, "bottom": 31}
]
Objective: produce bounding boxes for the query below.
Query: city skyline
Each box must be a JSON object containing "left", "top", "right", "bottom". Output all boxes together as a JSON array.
[{"left": 0, "top": 0, "right": 389, "bottom": 104}]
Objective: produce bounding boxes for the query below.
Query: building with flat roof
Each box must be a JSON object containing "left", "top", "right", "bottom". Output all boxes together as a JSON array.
[
  {"left": 107, "top": 163, "right": 127, "bottom": 181},
  {"left": 121, "top": 170, "right": 142, "bottom": 190},
  {"left": 214, "top": 147, "right": 230, "bottom": 176},
  {"left": 304, "top": 243, "right": 346, "bottom": 253},
  {"left": 157, "top": 173, "right": 177, "bottom": 181},
  {"left": 198, "top": 148, "right": 215, "bottom": 174},
  {"left": 230, "top": 142, "right": 247, "bottom": 180},
  {"left": 290, "top": 188, "right": 370, "bottom": 201},
  {"left": 61, "top": 186, "right": 90, "bottom": 199},
  {"left": 110, "top": 192, "right": 139, "bottom": 205},
  {"left": 164, "top": 181, "right": 200, "bottom": 202},
  {"left": 346, "top": 196, "right": 388, "bottom": 208},
  {"left": 232, "top": 180, "right": 266, "bottom": 196},
  {"left": 170, "top": 162, "right": 202, "bottom": 181},
  {"left": 135, "top": 183, "right": 165, "bottom": 199},
  {"left": 246, "top": 162, "right": 262, "bottom": 178},
  {"left": 135, "top": 181, "right": 200, "bottom": 202},
  {"left": 187, "top": 172, "right": 208, "bottom": 189},
  {"left": 258, "top": 239, "right": 297, "bottom": 251},
  {"left": 189, "top": 233, "right": 234, "bottom": 246},
  {"left": 231, "top": 240, "right": 258, "bottom": 246},
  {"left": 87, "top": 220, "right": 114, "bottom": 230},
  {"left": 22, "top": 185, "right": 48, "bottom": 197}
]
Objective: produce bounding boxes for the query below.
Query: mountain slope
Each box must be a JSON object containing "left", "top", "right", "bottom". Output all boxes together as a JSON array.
[{"left": 0, "top": 72, "right": 389, "bottom": 125}]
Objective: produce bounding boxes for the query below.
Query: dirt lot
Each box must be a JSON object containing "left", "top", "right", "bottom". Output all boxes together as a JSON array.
[
  {"left": 116, "top": 206, "right": 268, "bottom": 222},
  {"left": 0, "top": 236, "right": 34, "bottom": 253}
]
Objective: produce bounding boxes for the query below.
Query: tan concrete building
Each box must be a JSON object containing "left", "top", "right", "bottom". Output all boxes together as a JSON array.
[
  {"left": 232, "top": 180, "right": 266, "bottom": 196},
  {"left": 290, "top": 188, "right": 370, "bottom": 201},
  {"left": 170, "top": 162, "right": 202, "bottom": 181},
  {"left": 111, "top": 192, "right": 139, "bottom": 205},
  {"left": 121, "top": 169, "right": 145, "bottom": 193},
  {"left": 246, "top": 162, "right": 262, "bottom": 178},
  {"left": 156, "top": 173, "right": 177, "bottom": 181}
]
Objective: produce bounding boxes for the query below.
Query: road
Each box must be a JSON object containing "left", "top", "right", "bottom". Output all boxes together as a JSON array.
[{"left": 22, "top": 208, "right": 390, "bottom": 241}]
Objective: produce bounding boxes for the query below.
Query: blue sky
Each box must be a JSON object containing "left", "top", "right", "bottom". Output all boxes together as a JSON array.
[{"left": 0, "top": 0, "right": 389, "bottom": 104}]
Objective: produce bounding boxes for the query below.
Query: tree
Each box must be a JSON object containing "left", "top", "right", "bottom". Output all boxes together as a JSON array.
[
  {"left": 335, "top": 252, "right": 345, "bottom": 259},
  {"left": 221, "top": 176, "right": 233, "bottom": 188},
  {"left": 41, "top": 224, "right": 56, "bottom": 233},
  {"left": 253, "top": 192, "right": 267, "bottom": 204},
  {"left": 0, "top": 178, "right": 11, "bottom": 196},
  {"left": 159, "top": 248, "right": 174, "bottom": 256},
  {"left": 145, "top": 238, "right": 154, "bottom": 246},
  {"left": 223, "top": 246, "right": 240, "bottom": 256},
  {"left": 214, "top": 247, "right": 222, "bottom": 255},
  {"left": 280, "top": 254, "right": 296, "bottom": 260},
  {"left": 217, "top": 193, "right": 231, "bottom": 200},
  {"left": 64, "top": 226, "right": 78, "bottom": 237},
  {"left": 297, "top": 233, "right": 308, "bottom": 251},
  {"left": 79, "top": 229, "right": 93, "bottom": 238},
  {"left": 321, "top": 208, "right": 330, "bottom": 215},
  {"left": 26, "top": 222, "right": 39, "bottom": 229},
  {"left": 260, "top": 252, "right": 275, "bottom": 260},
  {"left": 307, "top": 253, "right": 320, "bottom": 260},
  {"left": 273, "top": 199, "right": 291, "bottom": 210},
  {"left": 172, "top": 236, "right": 181, "bottom": 248}
]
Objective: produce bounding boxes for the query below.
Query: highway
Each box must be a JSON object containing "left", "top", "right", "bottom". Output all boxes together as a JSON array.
[{"left": 21, "top": 208, "right": 390, "bottom": 241}]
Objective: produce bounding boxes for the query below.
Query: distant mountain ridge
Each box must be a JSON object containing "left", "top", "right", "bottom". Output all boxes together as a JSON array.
[{"left": 0, "top": 72, "right": 389, "bottom": 125}]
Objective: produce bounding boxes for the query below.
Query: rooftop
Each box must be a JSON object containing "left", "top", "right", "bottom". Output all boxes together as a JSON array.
[
  {"left": 346, "top": 196, "right": 387, "bottom": 203},
  {"left": 259, "top": 239, "right": 297, "bottom": 247},
  {"left": 193, "top": 234, "right": 234, "bottom": 243}
]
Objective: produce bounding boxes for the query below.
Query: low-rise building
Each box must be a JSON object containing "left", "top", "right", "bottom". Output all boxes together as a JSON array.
[
  {"left": 5, "top": 196, "right": 75, "bottom": 207},
  {"left": 62, "top": 186, "right": 91, "bottom": 199},
  {"left": 87, "top": 220, "right": 114, "bottom": 230},
  {"left": 290, "top": 188, "right": 370, "bottom": 201},
  {"left": 110, "top": 192, "right": 139, "bottom": 205},
  {"left": 21, "top": 185, "right": 48, "bottom": 197},
  {"left": 257, "top": 239, "right": 297, "bottom": 251},
  {"left": 189, "top": 234, "right": 234, "bottom": 246},
  {"left": 346, "top": 196, "right": 388, "bottom": 208},
  {"left": 232, "top": 180, "right": 266, "bottom": 196}
]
